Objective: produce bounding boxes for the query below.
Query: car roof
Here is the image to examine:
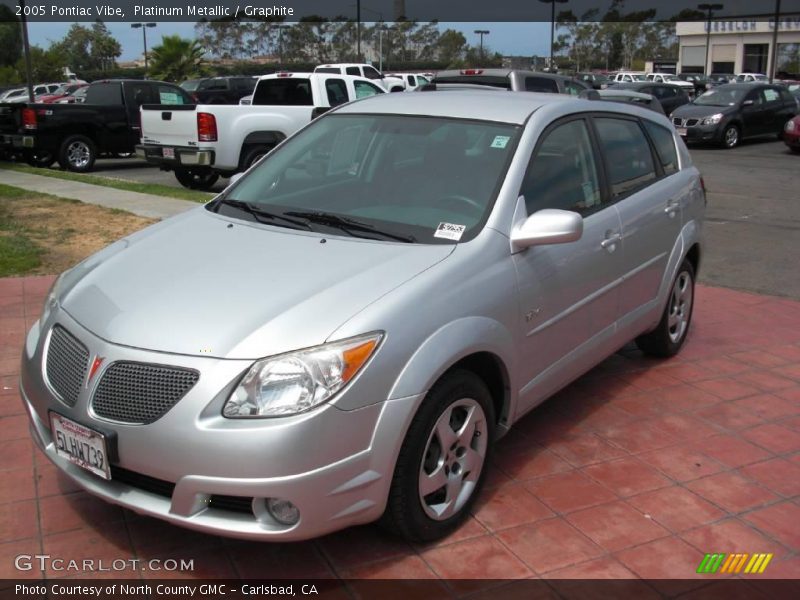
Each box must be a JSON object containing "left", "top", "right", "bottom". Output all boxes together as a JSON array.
[
  {"left": 713, "top": 82, "right": 776, "bottom": 90},
  {"left": 335, "top": 90, "right": 607, "bottom": 124},
  {"left": 433, "top": 69, "right": 576, "bottom": 82}
]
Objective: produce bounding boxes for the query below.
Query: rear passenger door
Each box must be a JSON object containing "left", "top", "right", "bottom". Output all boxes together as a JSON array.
[
  {"left": 513, "top": 116, "right": 625, "bottom": 413},
  {"left": 594, "top": 116, "right": 684, "bottom": 318}
]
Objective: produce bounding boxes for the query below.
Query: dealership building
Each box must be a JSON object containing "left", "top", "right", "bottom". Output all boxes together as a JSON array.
[{"left": 677, "top": 15, "right": 800, "bottom": 76}]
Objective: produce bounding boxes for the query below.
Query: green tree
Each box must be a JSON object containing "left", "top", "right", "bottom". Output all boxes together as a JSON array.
[
  {"left": 0, "top": 5, "right": 22, "bottom": 69},
  {"left": 149, "top": 36, "right": 206, "bottom": 83},
  {"left": 436, "top": 29, "right": 466, "bottom": 66},
  {"left": 50, "top": 23, "right": 120, "bottom": 73}
]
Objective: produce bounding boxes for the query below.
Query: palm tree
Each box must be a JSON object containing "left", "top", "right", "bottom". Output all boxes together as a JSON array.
[{"left": 149, "top": 35, "right": 205, "bottom": 83}]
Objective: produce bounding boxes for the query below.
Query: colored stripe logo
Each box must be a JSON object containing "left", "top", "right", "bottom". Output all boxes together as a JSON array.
[{"left": 697, "top": 553, "right": 773, "bottom": 574}]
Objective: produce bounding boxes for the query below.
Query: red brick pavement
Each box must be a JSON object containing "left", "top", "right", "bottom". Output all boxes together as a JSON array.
[{"left": 1, "top": 275, "right": 799, "bottom": 588}]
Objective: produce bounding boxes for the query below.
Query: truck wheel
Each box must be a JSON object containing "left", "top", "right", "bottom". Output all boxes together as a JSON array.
[
  {"left": 25, "top": 151, "right": 56, "bottom": 168},
  {"left": 242, "top": 146, "right": 273, "bottom": 170},
  {"left": 59, "top": 135, "right": 96, "bottom": 172},
  {"left": 381, "top": 370, "right": 495, "bottom": 542},
  {"left": 174, "top": 168, "right": 219, "bottom": 190}
]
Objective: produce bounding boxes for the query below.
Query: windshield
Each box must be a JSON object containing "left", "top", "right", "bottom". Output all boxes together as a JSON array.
[
  {"left": 213, "top": 114, "right": 520, "bottom": 244},
  {"left": 694, "top": 86, "right": 748, "bottom": 106}
]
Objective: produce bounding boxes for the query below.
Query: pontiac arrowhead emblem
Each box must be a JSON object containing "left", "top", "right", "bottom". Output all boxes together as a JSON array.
[{"left": 87, "top": 356, "right": 105, "bottom": 386}]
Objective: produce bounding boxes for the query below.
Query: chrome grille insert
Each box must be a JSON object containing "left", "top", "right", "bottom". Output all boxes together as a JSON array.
[
  {"left": 92, "top": 362, "right": 199, "bottom": 424},
  {"left": 46, "top": 325, "right": 89, "bottom": 407}
]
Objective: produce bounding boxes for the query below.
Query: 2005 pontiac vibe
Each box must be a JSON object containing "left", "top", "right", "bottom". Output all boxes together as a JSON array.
[{"left": 20, "top": 91, "right": 704, "bottom": 542}]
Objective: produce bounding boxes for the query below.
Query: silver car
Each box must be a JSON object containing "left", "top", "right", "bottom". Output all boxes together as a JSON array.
[{"left": 20, "top": 91, "right": 704, "bottom": 542}]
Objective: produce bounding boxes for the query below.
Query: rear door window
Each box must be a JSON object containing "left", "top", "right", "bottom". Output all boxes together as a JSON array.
[
  {"left": 564, "top": 81, "right": 584, "bottom": 96},
  {"left": 157, "top": 85, "right": 190, "bottom": 105},
  {"left": 325, "top": 78, "right": 349, "bottom": 106},
  {"left": 594, "top": 117, "right": 658, "bottom": 198}
]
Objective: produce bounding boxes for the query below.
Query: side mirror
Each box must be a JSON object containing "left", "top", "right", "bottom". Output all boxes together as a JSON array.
[
  {"left": 742, "top": 99, "right": 755, "bottom": 107},
  {"left": 510, "top": 208, "right": 583, "bottom": 251}
]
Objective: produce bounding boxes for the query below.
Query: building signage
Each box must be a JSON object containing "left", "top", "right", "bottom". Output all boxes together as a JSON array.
[{"left": 704, "top": 16, "right": 800, "bottom": 33}]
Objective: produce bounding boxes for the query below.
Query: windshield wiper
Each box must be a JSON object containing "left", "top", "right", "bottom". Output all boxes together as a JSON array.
[
  {"left": 213, "top": 199, "right": 311, "bottom": 230},
  {"left": 284, "top": 210, "right": 416, "bottom": 243}
]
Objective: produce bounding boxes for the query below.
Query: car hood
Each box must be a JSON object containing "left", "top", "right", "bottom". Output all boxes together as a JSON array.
[
  {"left": 60, "top": 210, "right": 454, "bottom": 359},
  {"left": 672, "top": 103, "right": 736, "bottom": 118}
]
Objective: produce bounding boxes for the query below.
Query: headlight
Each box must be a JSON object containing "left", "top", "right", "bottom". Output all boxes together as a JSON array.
[
  {"left": 786, "top": 119, "right": 796, "bottom": 132},
  {"left": 701, "top": 113, "right": 724, "bottom": 125},
  {"left": 39, "top": 271, "right": 68, "bottom": 331},
  {"left": 223, "top": 332, "right": 383, "bottom": 418}
]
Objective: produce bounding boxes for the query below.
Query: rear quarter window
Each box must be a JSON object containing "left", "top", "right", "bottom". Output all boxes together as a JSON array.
[{"left": 643, "top": 121, "right": 679, "bottom": 175}]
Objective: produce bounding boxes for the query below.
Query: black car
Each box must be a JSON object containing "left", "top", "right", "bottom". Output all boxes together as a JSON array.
[
  {"left": 670, "top": 83, "right": 798, "bottom": 149},
  {"left": 192, "top": 76, "right": 257, "bottom": 104},
  {"left": 677, "top": 73, "right": 713, "bottom": 94},
  {"left": 575, "top": 72, "right": 611, "bottom": 89},
  {"left": 606, "top": 82, "right": 691, "bottom": 115}
]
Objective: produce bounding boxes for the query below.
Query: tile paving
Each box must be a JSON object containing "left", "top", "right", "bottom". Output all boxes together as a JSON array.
[{"left": 1, "top": 276, "right": 799, "bottom": 585}]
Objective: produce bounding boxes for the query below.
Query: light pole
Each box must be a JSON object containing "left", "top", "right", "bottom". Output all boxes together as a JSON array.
[
  {"left": 357, "top": 0, "right": 362, "bottom": 61},
  {"left": 18, "top": 0, "right": 35, "bottom": 102},
  {"left": 539, "top": 0, "right": 568, "bottom": 72},
  {"left": 768, "top": 0, "right": 782, "bottom": 82},
  {"left": 698, "top": 3, "right": 723, "bottom": 77},
  {"left": 474, "top": 29, "right": 489, "bottom": 62},
  {"left": 131, "top": 22, "right": 157, "bottom": 79}
]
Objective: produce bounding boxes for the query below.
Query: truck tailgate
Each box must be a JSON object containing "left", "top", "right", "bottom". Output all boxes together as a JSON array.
[
  {"left": 140, "top": 104, "right": 198, "bottom": 146},
  {"left": 0, "top": 103, "right": 21, "bottom": 135}
]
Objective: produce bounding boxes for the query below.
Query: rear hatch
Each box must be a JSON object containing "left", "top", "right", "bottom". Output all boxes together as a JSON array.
[{"left": 140, "top": 104, "right": 199, "bottom": 147}]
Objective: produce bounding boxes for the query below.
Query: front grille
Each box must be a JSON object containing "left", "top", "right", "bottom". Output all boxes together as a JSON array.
[
  {"left": 672, "top": 117, "right": 682, "bottom": 126},
  {"left": 109, "top": 466, "right": 253, "bottom": 514},
  {"left": 686, "top": 118, "right": 699, "bottom": 127},
  {"left": 92, "top": 362, "right": 199, "bottom": 424},
  {"left": 46, "top": 325, "right": 89, "bottom": 407},
  {"left": 673, "top": 117, "right": 700, "bottom": 127}
]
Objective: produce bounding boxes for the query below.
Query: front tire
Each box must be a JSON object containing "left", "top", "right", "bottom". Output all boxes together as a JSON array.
[
  {"left": 636, "top": 259, "right": 695, "bottom": 358},
  {"left": 721, "top": 124, "right": 740, "bottom": 149},
  {"left": 59, "top": 135, "right": 96, "bottom": 172},
  {"left": 174, "top": 168, "right": 219, "bottom": 190},
  {"left": 381, "top": 370, "right": 495, "bottom": 542}
]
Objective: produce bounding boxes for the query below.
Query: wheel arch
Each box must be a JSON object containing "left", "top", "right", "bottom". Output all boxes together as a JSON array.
[{"left": 237, "top": 130, "right": 286, "bottom": 169}]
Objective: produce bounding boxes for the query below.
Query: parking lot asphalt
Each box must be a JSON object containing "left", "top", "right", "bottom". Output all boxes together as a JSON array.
[
  {"left": 2, "top": 276, "right": 799, "bottom": 587},
  {"left": 88, "top": 137, "right": 800, "bottom": 299}
]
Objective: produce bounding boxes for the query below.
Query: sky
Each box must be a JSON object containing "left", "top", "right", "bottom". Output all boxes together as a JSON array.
[{"left": 26, "top": 21, "right": 554, "bottom": 62}]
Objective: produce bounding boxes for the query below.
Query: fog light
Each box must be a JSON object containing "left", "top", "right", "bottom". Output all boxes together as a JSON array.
[{"left": 266, "top": 498, "right": 300, "bottom": 525}]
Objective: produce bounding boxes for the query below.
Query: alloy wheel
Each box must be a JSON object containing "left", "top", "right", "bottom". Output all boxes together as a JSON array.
[
  {"left": 667, "top": 270, "right": 693, "bottom": 344},
  {"left": 67, "top": 141, "right": 91, "bottom": 169}
]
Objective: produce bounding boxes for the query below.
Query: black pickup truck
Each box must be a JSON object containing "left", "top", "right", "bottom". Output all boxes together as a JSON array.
[{"left": 0, "top": 79, "right": 192, "bottom": 172}]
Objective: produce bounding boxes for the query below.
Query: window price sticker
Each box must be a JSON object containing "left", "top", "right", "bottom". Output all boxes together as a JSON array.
[{"left": 434, "top": 222, "right": 466, "bottom": 241}]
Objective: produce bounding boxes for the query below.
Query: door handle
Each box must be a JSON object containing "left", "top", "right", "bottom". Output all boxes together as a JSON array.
[
  {"left": 600, "top": 233, "right": 621, "bottom": 251},
  {"left": 665, "top": 199, "right": 680, "bottom": 216}
]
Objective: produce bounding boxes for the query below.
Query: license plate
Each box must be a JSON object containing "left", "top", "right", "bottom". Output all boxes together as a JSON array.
[
  {"left": 50, "top": 412, "right": 111, "bottom": 480},
  {"left": 162, "top": 147, "right": 175, "bottom": 159},
  {"left": 677, "top": 127, "right": 687, "bottom": 137}
]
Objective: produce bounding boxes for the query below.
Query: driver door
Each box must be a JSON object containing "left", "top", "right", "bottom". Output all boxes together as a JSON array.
[
  {"left": 513, "top": 116, "right": 626, "bottom": 415},
  {"left": 741, "top": 89, "right": 768, "bottom": 136}
]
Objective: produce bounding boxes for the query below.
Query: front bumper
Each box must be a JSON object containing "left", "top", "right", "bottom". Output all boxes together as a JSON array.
[
  {"left": 20, "top": 310, "right": 420, "bottom": 541},
  {"left": 675, "top": 122, "right": 722, "bottom": 144},
  {"left": 784, "top": 130, "right": 800, "bottom": 148},
  {"left": 136, "top": 144, "right": 215, "bottom": 169}
]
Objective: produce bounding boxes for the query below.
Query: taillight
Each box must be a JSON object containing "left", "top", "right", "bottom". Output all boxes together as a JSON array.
[
  {"left": 197, "top": 112, "right": 217, "bottom": 142},
  {"left": 22, "top": 108, "right": 37, "bottom": 130}
]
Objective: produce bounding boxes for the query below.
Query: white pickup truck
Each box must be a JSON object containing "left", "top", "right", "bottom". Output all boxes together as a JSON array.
[
  {"left": 137, "top": 72, "right": 385, "bottom": 189},
  {"left": 314, "top": 63, "right": 406, "bottom": 92},
  {"left": 645, "top": 73, "right": 696, "bottom": 94}
]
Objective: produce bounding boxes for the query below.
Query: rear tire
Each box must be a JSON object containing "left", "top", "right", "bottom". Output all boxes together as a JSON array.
[
  {"left": 381, "top": 370, "right": 495, "bottom": 542},
  {"left": 636, "top": 259, "right": 695, "bottom": 358},
  {"left": 25, "top": 151, "right": 56, "bottom": 168},
  {"left": 241, "top": 146, "right": 273, "bottom": 171},
  {"left": 59, "top": 135, "right": 96, "bottom": 172},
  {"left": 174, "top": 168, "right": 219, "bottom": 190}
]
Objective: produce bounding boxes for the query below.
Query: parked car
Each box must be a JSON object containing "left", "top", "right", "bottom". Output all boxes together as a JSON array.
[
  {"left": 429, "top": 69, "right": 589, "bottom": 95},
  {"left": 612, "top": 71, "right": 648, "bottom": 83},
  {"left": 138, "top": 72, "right": 386, "bottom": 188},
  {"left": 192, "top": 76, "right": 258, "bottom": 105},
  {"left": 582, "top": 89, "right": 666, "bottom": 114},
  {"left": 21, "top": 90, "right": 704, "bottom": 543},
  {"left": 735, "top": 73, "right": 769, "bottom": 83},
  {"left": 709, "top": 73, "right": 736, "bottom": 85},
  {"left": 385, "top": 72, "right": 430, "bottom": 91},
  {"left": 179, "top": 79, "right": 204, "bottom": 93},
  {"left": 314, "top": 63, "right": 405, "bottom": 92},
  {"left": 670, "top": 83, "right": 798, "bottom": 148},
  {"left": 606, "top": 82, "right": 691, "bottom": 115},
  {"left": 677, "top": 73, "right": 714, "bottom": 94},
  {"left": 0, "top": 79, "right": 193, "bottom": 170},
  {"left": 645, "top": 73, "right": 696, "bottom": 96},
  {"left": 56, "top": 86, "right": 88, "bottom": 104},
  {"left": 575, "top": 72, "right": 611, "bottom": 89},
  {"left": 2, "top": 83, "right": 62, "bottom": 103},
  {"left": 36, "top": 83, "right": 89, "bottom": 104},
  {"left": 0, "top": 87, "right": 27, "bottom": 102},
  {"left": 784, "top": 114, "right": 800, "bottom": 153}
]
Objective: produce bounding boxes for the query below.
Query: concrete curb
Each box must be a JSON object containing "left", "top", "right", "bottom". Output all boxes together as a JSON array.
[{"left": 0, "top": 170, "right": 200, "bottom": 219}]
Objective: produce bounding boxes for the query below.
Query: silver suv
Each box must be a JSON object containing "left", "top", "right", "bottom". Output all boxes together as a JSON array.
[{"left": 20, "top": 91, "right": 704, "bottom": 542}]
